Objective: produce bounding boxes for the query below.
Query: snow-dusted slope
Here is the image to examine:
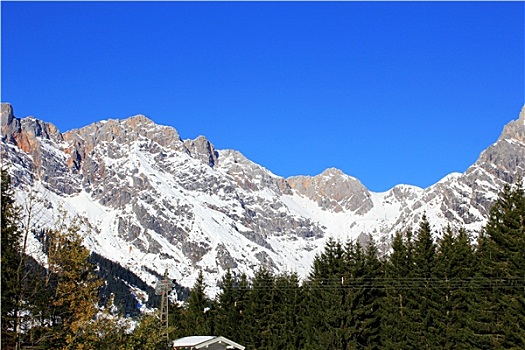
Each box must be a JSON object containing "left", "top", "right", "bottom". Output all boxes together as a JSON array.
[{"left": 2, "top": 103, "right": 524, "bottom": 295}]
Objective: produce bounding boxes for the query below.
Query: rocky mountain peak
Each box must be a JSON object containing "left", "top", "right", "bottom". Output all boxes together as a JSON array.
[
  {"left": 1, "top": 103, "right": 14, "bottom": 126},
  {"left": 124, "top": 114, "right": 155, "bottom": 127},
  {"left": 320, "top": 167, "right": 345, "bottom": 177},
  {"left": 288, "top": 168, "right": 373, "bottom": 214},
  {"left": 1, "top": 104, "right": 66, "bottom": 182},
  {"left": 1, "top": 103, "right": 63, "bottom": 145},
  {"left": 499, "top": 105, "right": 525, "bottom": 143},
  {"left": 66, "top": 115, "right": 181, "bottom": 147},
  {"left": 215, "top": 149, "right": 291, "bottom": 195},
  {"left": 61, "top": 115, "right": 185, "bottom": 174},
  {"left": 183, "top": 136, "right": 218, "bottom": 167},
  {"left": 1, "top": 103, "right": 17, "bottom": 143}
]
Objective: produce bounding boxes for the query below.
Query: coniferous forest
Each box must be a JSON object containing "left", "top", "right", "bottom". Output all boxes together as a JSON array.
[{"left": 2, "top": 166, "right": 524, "bottom": 349}]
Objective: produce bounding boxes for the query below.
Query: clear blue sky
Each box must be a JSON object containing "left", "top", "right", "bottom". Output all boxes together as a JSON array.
[{"left": 1, "top": 1, "right": 524, "bottom": 192}]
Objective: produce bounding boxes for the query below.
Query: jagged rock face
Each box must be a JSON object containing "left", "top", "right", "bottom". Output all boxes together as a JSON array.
[
  {"left": 2, "top": 102, "right": 524, "bottom": 294},
  {"left": 500, "top": 106, "right": 525, "bottom": 143},
  {"left": 474, "top": 109, "right": 525, "bottom": 184},
  {"left": 1, "top": 104, "right": 80, "bottom": 194},
  {"left": 288, "top": 168, "right": 373, "bottom": 214},
  {"left": 183, "top": 136, "right": 219, "bottom": 167},
  {"left": 216, "top": 149, "right": 291, "bottom": 195}
]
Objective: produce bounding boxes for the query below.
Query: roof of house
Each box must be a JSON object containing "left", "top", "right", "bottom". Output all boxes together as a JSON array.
[{"left": 173, "top": 335, "right": 245, "bottom": 350}]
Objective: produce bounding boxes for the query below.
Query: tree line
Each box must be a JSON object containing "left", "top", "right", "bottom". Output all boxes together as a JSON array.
[
  {"left": 171, "top": 180, "right": 525, "bottom": 349},
  {"left": 2, "top": 164, "right": 524, "bottom": 349}
]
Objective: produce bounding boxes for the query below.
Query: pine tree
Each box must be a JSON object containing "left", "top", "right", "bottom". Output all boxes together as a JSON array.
[
  {"left": 404, "top": 214, "right": 437, "bottom": 348},
  {"left": 472, "top": 181, "right": 525, "bottom": 348},
  {"left": 381, "top": 229, "right": 417, "bottom": 349},
  {"left": 42, "top": 219, "right": 103, "bottom": 349},
  {"left": 181, "top": 270, "right": 212, "bottom": 336},
  {"left": 1, "top": 167, "right": 23, "bottom": 349},
  {"left": 346, "top": 237, "right": 383, "bottom": 349},
  {"left": 433, "top": 226, "right": 476, "bottom": 349},
  {"left": 302, "top": 238, "right": 347, "bottom": 349},
  {"left": 242, "top": 266, "right": 275, "bottom": 350},
  {"left": 268, "top": 272, "right": 302, "bottom": 350},
  {"left": 168, "top": 300, "right": 185, "bottom": 341},
  {"left": 214, "top": 270, "right": 242, "bottom": 340},
  {"left": 233, "top": 273, "right": 251, "bottom": 347}
]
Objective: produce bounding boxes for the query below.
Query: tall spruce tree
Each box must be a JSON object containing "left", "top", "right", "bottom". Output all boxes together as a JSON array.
[
  {"left": 381, "top": 229, "right": 417, "bottom": 349},
  {"left": 472, "top": 181, "right": 525, "bottom": 348},
  {"left": 214, "top": 270, "right": 242, "bottom": 341},
  {"left": 349, "top": 238, "right": 383, "bottom": 349},
  {"left": 303, "top": 238, "right": 347, "bottom": 349},
  {"left": 411, "top": 214, "right": 439, "bottom": 348},
  {"left": 341, "top": 240, "right": 363, "bottom": 349},
  {"left": 1, "top": 168, "right": 23, "bottom": 349},
  {"left": 181, "top": 270, "right": 212, "bottom": 336},
  {"left": 242, "top": 266, "right": 275, "bottom": 350},
  {"left": 268, "top": 272, "right": 302, "bottom": 350},
  {"left": 433, "top": 226, "right": 476, "bottom": 349},
  {"left": 167, "top": 300, "right": 185, "bottom": 341},
  {"left": 234, "top": 273, "right": 251, "bottom": 346}
]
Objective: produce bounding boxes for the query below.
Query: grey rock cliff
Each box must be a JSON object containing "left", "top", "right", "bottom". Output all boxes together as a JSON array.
[
  {"left": 2, "top": 102, "right": 524, "bottom": 293},
  {"left": 288, "top": 168, "right": 373, "bottom": 214}
]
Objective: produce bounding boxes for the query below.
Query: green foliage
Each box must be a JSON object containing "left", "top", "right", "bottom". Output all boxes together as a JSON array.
[
  {"left": 71, "top": 294, "right": 132, "bottom": 350},
  {"left": 242, "top": 266, "right": 276, "bottom": 350},
  {"left": 433, "top": 227, "right": 476, "bottom": 349},
  {"left": 46, "top": 225, "right": 102, "bottom": 348},
  {"left": 214, "top": 270, "right": 243, "bottom": 340},
  {"left": 348, "top": 238, "right": 384, "bottom": 349},
  {"left": 179, "top": 270, "right": 213, "bottom": 336},
  {"left": 381, "top": 229, "right": 417, "bottom": 349},
  {"left": 128, "top": 314, "right": 169, "bottom": 350},
  {"left": 472, "top": 181, "right": 525, "bottom": 349},
  {"left": 302, "top": 237, "right": 384, "bottom": 349},
  {"left": 18, "top": 218, "right": 103, "bottom": 350},
  {"left": 1, "top": 167, "right": 23, "bottom": 349},
  {"left": 267, "top": 272, "right": 303, "bottom": 350},
  {"left": 410, "top": 214, "right": 439, "bottom": 348},
  {"left": 303, "top": 238, "right": 347, "bottom": 349}
]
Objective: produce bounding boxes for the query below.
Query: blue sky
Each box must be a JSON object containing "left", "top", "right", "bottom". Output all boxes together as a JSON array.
[{"left": 2, "top": 1, "right": 524, "bottom": 192}]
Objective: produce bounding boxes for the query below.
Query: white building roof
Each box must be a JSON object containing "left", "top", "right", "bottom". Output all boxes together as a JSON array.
[
  {"left": 172, "top": 335, "right": 245, "bottom": 350},
  {"left": 173, "top": 336, "right": 215, "bottom": 347}
]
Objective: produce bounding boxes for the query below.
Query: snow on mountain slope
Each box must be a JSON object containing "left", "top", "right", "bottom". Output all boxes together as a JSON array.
[{"left": 2, "top": 102, "right": 524, "bottom": 296}]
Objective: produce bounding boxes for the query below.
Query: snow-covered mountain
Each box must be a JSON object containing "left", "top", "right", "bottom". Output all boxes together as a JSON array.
[{"left": 2, "top": 103, "right": 524, "bottom": 295}]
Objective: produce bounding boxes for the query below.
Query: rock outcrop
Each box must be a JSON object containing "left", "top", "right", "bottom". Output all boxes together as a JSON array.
[{"left": 288, "top": 168, "right": 373, "bottom": 214}]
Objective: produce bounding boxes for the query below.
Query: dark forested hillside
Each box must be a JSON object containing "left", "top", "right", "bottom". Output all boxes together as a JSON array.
[
  {"left": 90, "top": 251, "right": 153, "bottom": 316},
  {"left": 88, "top": 252, "right": 189, "bottom": 317}
]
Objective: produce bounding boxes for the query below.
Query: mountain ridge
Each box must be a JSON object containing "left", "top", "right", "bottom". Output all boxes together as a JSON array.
[{"left": 2, "top": 102, "right": 524, "bottom": 297}]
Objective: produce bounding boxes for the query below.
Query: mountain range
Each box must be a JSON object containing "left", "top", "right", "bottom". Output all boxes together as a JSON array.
[{"left": 1, "top": 102, "right": 524, "bottom": 298}]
